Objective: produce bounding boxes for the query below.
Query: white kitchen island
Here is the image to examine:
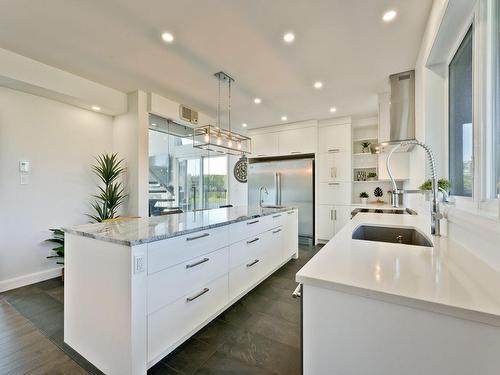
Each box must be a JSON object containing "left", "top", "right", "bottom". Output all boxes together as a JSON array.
[
  {"left": 297, "top": 212, "right": 500, "bottom": 375},
  {"left": 63, "top": 206, "right": 298, "bottom": 375}
]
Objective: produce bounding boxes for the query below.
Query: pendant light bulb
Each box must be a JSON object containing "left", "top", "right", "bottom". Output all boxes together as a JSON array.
[
  {"left": 237, "top": 141, "right": 242, "bottom": 150},
  {"left": 217, "top": 132, "right": 222, "bottom": 145},
  {"left": 227, "top": 138, "right": 233, "bottom": 148},
  {"left": 204, "top": 133, "right": 210, "bottom": 143}
]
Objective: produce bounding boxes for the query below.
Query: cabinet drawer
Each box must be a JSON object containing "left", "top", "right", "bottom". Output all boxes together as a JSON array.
[
  {"left": 148, "top": 274, "right": 228, "bottom": 362},
  {"left": 229, "top": 230, "right": 271, "bottom": 269},
  {"left": 229, "top": 252, "right": 268, "bottom": 301},
  {"left": 148, "top": 226, "right": 229, "bottom": 274},
  {"left": 148, "top": 247, "right": 229, "bottom": 314},
  {"left": 318, "top": 182, "right": 352, "bottom": 205},
  {"left": 229, "top": 217, "right": 269, "bottom": 244}
]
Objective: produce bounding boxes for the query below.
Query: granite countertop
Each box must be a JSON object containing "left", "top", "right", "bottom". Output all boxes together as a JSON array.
[
  {"left": 64, "top": 205, "right": 295, "bottom": 246},
  {"left": 296, "top": 212, "right": 500, "bottom": 327}
]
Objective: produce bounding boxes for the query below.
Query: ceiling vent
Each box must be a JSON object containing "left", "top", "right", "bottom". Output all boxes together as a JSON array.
[{"left": 179, "top": 104, "right": 198, "bottom": 125}]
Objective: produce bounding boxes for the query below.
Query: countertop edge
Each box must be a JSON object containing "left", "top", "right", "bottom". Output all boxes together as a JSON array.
[
  {"left": 296, "top": 274, "right": 500, "bottom": 328},
  {"left": 63, "top": 206, "right": 296, "bottom": 246}
]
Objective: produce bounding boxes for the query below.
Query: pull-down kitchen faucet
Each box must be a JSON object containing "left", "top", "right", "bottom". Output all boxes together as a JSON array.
[
  {"left": 386, "top": 140, "right": 442, "bottom": 236},
  {"left": 259, "top": 186, "right": 269, "bottom": 208}
]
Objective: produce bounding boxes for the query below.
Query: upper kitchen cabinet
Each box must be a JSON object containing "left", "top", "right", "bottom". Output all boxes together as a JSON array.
[
  {"left": 318, "top": 124, "right": 352, "bottom": 154},
  {"left": 278, "top": 127, "right": 316, "bottom": 155},
  {"left": 250, "top": 133, "right": 279, "bottom": 157}
]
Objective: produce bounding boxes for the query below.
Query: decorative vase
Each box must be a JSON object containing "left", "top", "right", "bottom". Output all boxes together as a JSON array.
[{"left": 361, "top": 197, "right": 368, "bottom": 205}]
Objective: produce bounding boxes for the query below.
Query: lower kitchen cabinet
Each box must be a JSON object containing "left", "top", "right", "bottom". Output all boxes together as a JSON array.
[{"left": 317, "top": 205, "right": 352, "bottom": 242}]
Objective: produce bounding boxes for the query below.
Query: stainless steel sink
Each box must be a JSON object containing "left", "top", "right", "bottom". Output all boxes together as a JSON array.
[{"left": 352, "top": 225, "right": 433, "bottom": 247}]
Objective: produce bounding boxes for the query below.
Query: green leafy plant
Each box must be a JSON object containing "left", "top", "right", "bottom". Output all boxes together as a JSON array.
[
  {"left": 361, "top": 142, "right": 371, "bottom": 148},
  {"left": 419, "top": 178, "right": 450, "bottom": 192},
  {"left": 88, "top": 153, "right": 127, "bottom": 222},
  {"left": 45, "top": 229, "right": 64, "bottom": 265},
  {"left": 359, "top": 192, "right": 369, "bottom": 198},
  {"left": 367, "top": 172, "right": 377, "bottom": 178}
]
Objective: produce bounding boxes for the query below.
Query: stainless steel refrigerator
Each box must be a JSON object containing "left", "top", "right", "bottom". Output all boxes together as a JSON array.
[{"left": 248, "top": 158, "right": 314, "bottom": 242}]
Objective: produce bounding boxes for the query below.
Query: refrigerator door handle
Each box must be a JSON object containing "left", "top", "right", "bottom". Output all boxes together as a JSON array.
[
  {"left": 274, "top": 172, "right": 279, "bottom": 206},
  {"left": 278, "top": 172, "right": 282, "bottom": 205}
]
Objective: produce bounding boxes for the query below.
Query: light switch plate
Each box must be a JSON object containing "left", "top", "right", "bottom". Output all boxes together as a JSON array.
[
  {"left": 19, "top": 161, "right": 30, "bottom": 172},
  {"left": 20, "top": 174, "right": 29, "bottom": 185}
]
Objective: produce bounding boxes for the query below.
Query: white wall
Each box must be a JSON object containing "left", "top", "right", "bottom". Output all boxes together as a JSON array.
[
  {"left": 228, "top": 155, "right": 248, "bottom": 207},
  {"left": 0, "top": 87, "right": 114, "bottom": 291}
]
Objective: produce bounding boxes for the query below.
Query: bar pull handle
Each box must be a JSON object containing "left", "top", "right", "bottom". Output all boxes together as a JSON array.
[
  {"left": 186, "top": 257, "right": 209, "bottom": 269},
  {"left": 246, "top": 259, "right": 260, "bottom": 268},
  {"left": 330, "top": 209, "right": 333, "bottom": 221},
  {"left": 287, "top": 211, "right": 294, "bottom": 215},
  {"left": 328, "top": 182, "right": 340, "bottom": 186},
  {"left": 257, "top": 154, "right": 267, "bottom": 157},
  {"left": 246, "top": 238, "right": 259, "bottom": 244},
  {"left": 272, "top": 229, "right": 282, "bottom": 234},
  {"left": 330, "top": 167, "right": 337, "bottom": 178},
  {"left": 334, "top": 209, "right": 337, "bottom": 221},
  {"left": 186, "top": 288, "right": 210, "bottom": 302},
  {"left": 272, "top": 214, "right": 282, "bottom": 218},
  {"left": 290, "top": 151, "right": 301, "bottom": 154},
  {"left": 328, "top": 149, "right": 340, "bottom": 153},
  {"left": 186, "top": 233, "right": 210, "bottom": 241},
  {"left": 247, "top": 220, "right": 259, "bottom": 225}
]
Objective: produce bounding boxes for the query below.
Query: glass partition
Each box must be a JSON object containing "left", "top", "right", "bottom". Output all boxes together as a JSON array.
[{"left": 148, "top": 114, "right": 228, "bottom": 216}]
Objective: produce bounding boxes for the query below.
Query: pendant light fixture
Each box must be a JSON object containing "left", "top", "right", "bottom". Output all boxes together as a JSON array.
[{"left": 193, "top": 72, "right": 251, "bottom": 155}]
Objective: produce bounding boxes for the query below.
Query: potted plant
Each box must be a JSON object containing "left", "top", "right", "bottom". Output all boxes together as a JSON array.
[
  {"left": 419, "top": 178, "right": 450, "bottom": 200},
  {"left": 367, "top": 172, "right": 377, "bottom": 181},
  {"left": 359, "top": 192, "right": 369, "bottom": 205},
  {"left": 374, "top": 187, "right": 384, "bottom": 203},
  {"left": 88, "top": 153, "right": 127, "bottom": 222},
  {"left": 45, "top": 228, "right": 65, "bottom": 281},
  {"left": 361, "top": 141, "right": 371, "bottom": 153}
]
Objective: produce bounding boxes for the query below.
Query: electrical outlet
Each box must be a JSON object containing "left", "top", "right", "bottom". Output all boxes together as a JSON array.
[{"left": 134, "top": 254, "right": 145, "bottom": 274}]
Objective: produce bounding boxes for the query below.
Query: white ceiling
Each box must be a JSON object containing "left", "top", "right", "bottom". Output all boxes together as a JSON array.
[{"left": 0, "top": 0, "right": 431, "bottom": 129}]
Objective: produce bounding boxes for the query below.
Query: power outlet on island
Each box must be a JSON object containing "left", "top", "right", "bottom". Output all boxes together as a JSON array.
[{"left": 134, "top": 254, "right": 145, "bottom": 274}]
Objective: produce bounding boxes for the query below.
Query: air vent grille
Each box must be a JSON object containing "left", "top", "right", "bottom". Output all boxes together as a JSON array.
[{"left": 179, "top": 105, "right": 198, "bottom": 125}]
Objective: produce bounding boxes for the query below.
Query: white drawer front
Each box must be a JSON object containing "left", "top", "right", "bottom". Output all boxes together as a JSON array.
[
  {"left": 318, "top": 182, "right": 352, "bottom": 205},
  {"left": 148, "top": 274, "right": 228, "bottom": 362},
  {"left": 229, "top": 251, "right": 268, "bottom": 301},
  {"left": 148, "top": 225, "right": 229, "bottom": 274},
  {"left": 229, "top": 232, "right": 268, "bottom": 269},
  {"left": 267, "top": 212, "right": 284, "bottom": 228},
  {"left": 229, "top": 217, "right": 269, "bottom": 244},
  {"left": 147, "top": 247, "right": 229, "bottom": 314}
]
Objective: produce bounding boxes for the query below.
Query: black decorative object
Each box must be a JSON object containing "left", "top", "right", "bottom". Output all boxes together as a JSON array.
[
  {"left": 374, "top": 187, "right": 383, "bottom": 202},
  {"left": 233, "top": 155, "right": 248, "bottom": 183}
]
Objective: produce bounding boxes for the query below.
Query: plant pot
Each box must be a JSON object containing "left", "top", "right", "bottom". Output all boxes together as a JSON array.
[
  {"left": 367, "top": 177, "right": 376, "bottom": 181},
  {"left": 360, "top": 198, "right": 368, "bottom": 205}
]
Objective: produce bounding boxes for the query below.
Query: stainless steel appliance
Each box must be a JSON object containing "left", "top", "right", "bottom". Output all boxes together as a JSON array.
[{"left": 248, "top": 158, "right": 314, "bottom": 242}]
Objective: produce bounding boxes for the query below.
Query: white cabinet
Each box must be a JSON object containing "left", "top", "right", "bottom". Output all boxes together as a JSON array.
[
  {"left": 317, "top": 205, "right": 335, "bottom": 241},
  {"left": 251, "top": 133, "right": 279, "bottom": 157},
  {"left": 279, "top": 127, "right": 316, "bottom": 155},
  {"left": 282, "top": 209, "right": 299, "bottom": 259},
  {"left": 378, "top": 150, "right": 410, "bottom": 181},
  {"left": 318, "top": 151, "right": 351, "bottom": 182},
  {"left": 317, "top": 205, "right": 352, "bottom": 242},
  {"left": 318, "top": 182, "right": 352, "bottom": 205},
  {"left": 318, "top": 124, "right": 352, "bottom": 153}
]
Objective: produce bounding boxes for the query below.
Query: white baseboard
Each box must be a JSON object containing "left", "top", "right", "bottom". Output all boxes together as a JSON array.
[{"left": 0, "top": 267, "right": 63, "bottom": 293}]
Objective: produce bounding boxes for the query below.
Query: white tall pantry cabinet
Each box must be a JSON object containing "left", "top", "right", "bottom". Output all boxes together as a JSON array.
[{"left": 317, "top": 120, "right": 352, "bottom": 242}]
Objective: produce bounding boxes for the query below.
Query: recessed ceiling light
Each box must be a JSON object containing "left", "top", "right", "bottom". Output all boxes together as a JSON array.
[
  {"left": 91, "top": 105, "right": 101, "bottom": 111},
  {"left": 254, "top": 98, "right": 261, "bottom": 104},
  {"left": 382, "top": 10, "right": 397, "bottom": 22},
  {"left": 313, "top": 81, "right": 323, "bottom": 89},
  {"left": 242, "top": 123, "right": 248, "bottom": 128},
  {"left": 283, "top": 32, "right": 295, "bottom": 43},
  {"left": 161, "top": 32, "right": 174, "bottom": 43},
  {"left": 281, "top": 116, "right": 288, "bottom": 121},
  {"left": 329, "top": 107, "right": 337, "bottom": 113}
]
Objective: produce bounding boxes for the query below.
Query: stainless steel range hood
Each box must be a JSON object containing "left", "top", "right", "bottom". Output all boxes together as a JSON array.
[{"left": 373, "top": 70, "right": 416, "bottom": 153}]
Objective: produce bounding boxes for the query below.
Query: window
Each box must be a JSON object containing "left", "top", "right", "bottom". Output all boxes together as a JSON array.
[
  {"left": 449, "top": 26, "right": 473, "bottom": 197},
  {"left": 148, "top": 114, "right": 228, "bottom": 215}
]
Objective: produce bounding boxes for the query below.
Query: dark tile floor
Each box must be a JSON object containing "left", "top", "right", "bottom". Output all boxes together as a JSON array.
[{"left": 0, "top": 244, "right": 320, "bottom": 374}]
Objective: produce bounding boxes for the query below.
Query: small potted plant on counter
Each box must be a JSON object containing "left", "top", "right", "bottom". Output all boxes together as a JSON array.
[
  {"left": 419, "top": 178, "right": 450, "bottom": 200},
  {"left": 359, "top": 192, "right": 369, "bottom": 205},
  {"left": 361, "top": 141, "right": 371, "bottom": 153},
  {"left": 367, "top": 172, "right": 377, "bottom": 181}
]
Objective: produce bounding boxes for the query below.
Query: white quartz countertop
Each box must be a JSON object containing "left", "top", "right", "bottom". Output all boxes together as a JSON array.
[
  {"left": 296, "top": 212, "right": 500, "bottom": 326},
  {"left": 64, "top": 205, "right": 294, "bottom": 246}
]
